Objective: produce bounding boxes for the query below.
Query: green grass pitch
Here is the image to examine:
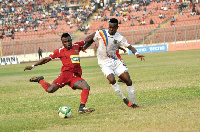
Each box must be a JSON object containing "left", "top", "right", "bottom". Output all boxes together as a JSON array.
[{"left": 0, "top": 49, "right": 199, "bottom": 132}]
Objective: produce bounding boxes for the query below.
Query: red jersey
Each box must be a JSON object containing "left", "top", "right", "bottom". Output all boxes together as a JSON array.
[{"left": 49, "top": 41, "right": 85, "bottom": 74}]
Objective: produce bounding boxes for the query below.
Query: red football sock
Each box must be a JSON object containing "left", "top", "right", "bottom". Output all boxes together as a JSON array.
[
  {"left": 39, "top": 80, "right": 50, "bottom": 91},
  {"left": 80, "top": 89, "right": 89, "bottom": 104}
]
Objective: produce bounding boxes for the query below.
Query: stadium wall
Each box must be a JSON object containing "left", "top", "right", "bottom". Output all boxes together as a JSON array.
[
  {"left": 0, "top": 42, "right": 200, "bottom": 65},
  {"left": 128, "top": 42, "right": 200, "bottom": 55},
  {"left": 168, "top": 42, "right": 200, "bottom": 51}
]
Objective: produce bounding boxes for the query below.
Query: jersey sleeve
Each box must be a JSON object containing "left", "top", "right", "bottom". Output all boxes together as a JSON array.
[
  {"left": 120, "top": 36, "right": 131, "bottom": 48},
  {"left": 93, "top": 30, "right": 101, "bottom": 41},
  {"left": 49, "top": 49, "right": 59, "bottom": 59},
  {"left": 74, "top": 40, "right": 85, "bottom": 47}
]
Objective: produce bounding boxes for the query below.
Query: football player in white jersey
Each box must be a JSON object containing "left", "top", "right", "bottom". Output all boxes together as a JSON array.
[{"left": 84, "top": 18, "right": 145, "bottom": 108}]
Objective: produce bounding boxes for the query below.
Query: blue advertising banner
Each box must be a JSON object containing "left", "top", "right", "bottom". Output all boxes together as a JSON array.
[{"left": 128, "top": 44, "right": 168, "bottom": 54}]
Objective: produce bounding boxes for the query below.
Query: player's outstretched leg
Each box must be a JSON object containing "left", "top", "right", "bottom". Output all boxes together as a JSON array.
[
  {"left": 30, "top": 76, "right": 44, "bottom": 83},
  {"left": 78, "top": 104, "right": 95, "bottom": 114},
  {"left": 29, "top": 76, "right": 50, "bottom": 91},
  {"left": 123, "top": 98, "right": 140, "bottom": 109}
]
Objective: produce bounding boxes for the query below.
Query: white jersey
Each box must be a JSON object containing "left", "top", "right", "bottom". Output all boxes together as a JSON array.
[{"left": 93, "top": 29, "right": 130, "bottom": 65}]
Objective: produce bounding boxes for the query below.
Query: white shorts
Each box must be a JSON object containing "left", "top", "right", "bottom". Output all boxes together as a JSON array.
[{"left": 99, "top": 59, "right": 128, "bottom": 77}]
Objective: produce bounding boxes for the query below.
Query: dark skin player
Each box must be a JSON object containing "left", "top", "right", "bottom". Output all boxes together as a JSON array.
[
  {"left": 24, "top": 36, "right": 89, "bottom": 92},
  {"left": 84, "top": 22, "right": 145, "bottom": 86},
  {"left": 83, "top": 18, "right": 145, "bottom": 108},
  {"left": 24, "top": 33, "right": 95, "bottom": 114}
]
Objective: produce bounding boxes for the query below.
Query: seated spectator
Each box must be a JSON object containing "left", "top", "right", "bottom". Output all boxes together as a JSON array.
[
  {"left": 197, "top": 10, "right": 200, "bottom": 15},
  {"left": 171, "top": 16, "right": 176, "bottom": 22},
  {"left": 67, "top": 21, "right": 71, "bottom": 25},
  {"left": 97, "top": 14, "right": 101, "bottom": 20},
  {"left": 104, "top": 15, "right": 108, "bottom": 21},
  {"left": 171, "top": 16, "right": 176, "bottom": 26},
  {"left": 144, "top": 7, "right": 147, "bottom": 12},
  {"left": 165, "top": 1, "right": 168, "bottom": 5},
  {"left": 34, "top": 27, "right": 38, "bottom": 31},
  {"left": 11, "top": 29, "right": 15, "bottom": 35},
  {"left": 5, "top": 31, "right": 9, "bottom": 37},
  {"left": 115, "top": 10, "right": 120, "bottom": 16},
  {"left": 128, "top": 15, "right": 131, "bottom": 21},
  {"left": 155, "top": 6, "right": 158, "bottom": 11},
  {"left": 131, "top": 15, "right": 136, "bottom": 20},
  {"left": 191, "top": 12, "right": 196, "bottom": 16},
  {"left": 43, "top": 25, "right": 46, "bottom": 30},
  {"left": 163, "top": 7, "right": 168, "bottom": 11},
  {"left": 130, "top": 21, "right": 134, "bottom": 26},
  {"left": 49, "top": 24, "right": 53, "bottom": 29},
  {"left": 150, "top": 19, "right": 154, "bottom": 24},
  {"left": 80, "top": 26, "right": 85, "bottom": 31},
  {"left": 123, "top": 11, "right": 127, "bottom": 16},
  {"left": 20, "top": 27, "right": 24, "bottom": 32},
  {"left": 161, "top": 6, "right": 164, "bottom": 10},
  {"left": 174, "top": 4, "right": 178, "bottom": 9},
  {"left": 120, "top": 10, "right": 123, "bottom": 15},
  {"left": 189, "top": 3, "right": 192, "bottom": 9},
  {"left": 29, "top": 27, "right": 32, "bottom": 32},
  {"left": 94, "top": 15, "right": 98, "bottom": 20},
  {"left": 123, "top": 17, "right": 127, "bottom": 22},
  {"left": 15, "top": 28, "right": 18, "bottom": 32},
  {"left": 159, "top": 13, "right": 163, "bottom": 19},
  {"left": 149, "top": 10, "right": 152, "bottom": 15},
  {"left": 119, "top": 19, "right": 122, "bottom": 24},
  {"left": 0, "top": 34, "right": 4, "bottom": 39},
  {"left": 70, "top": 23, "right": 73, "bottom": 29},
  {"left": 169, "top": 4, "right": 172, "bottom": 9},
  {"left": 85, "top": 24, "right": 90, "bottom": 30},
  {"left": 141, "top": 19, "right": 146, "bottom": 25},
  {"left": 163, "top": 14, "right": 166, "bottom": 19},
  {"left": 54, "top": 25, "right": 57, "bottom": 30},
  {"left": 143, "top": 11, "right": 146, "bottom": 16},
  {"left": 191, "top": 7, "right": 196, "bottom": 16},
  {"left": 137, "top": 17, "right": 140, "bottom": 23}
]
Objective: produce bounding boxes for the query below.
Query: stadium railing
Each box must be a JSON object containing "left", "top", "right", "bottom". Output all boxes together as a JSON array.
[{"left": 1, "top": 24, "right": 200, "bottom": 58}]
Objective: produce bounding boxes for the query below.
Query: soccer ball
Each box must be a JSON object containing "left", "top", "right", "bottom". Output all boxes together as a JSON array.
[{"left": 58, "top": 106, "right": 72, "bottom": 118}]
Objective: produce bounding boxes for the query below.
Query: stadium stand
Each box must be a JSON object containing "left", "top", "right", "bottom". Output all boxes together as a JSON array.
[{"left": 0, "top": 0, "right": 200, "bottom": 56}]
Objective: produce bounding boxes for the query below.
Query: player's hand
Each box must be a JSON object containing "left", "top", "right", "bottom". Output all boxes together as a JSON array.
[
  {"left": 81, "top": 47, "right": 87, "bottom": 53},
  {"left": 24, "top": 66, "right": 33, "bottom": 71},
  {"left": 123, "top": 49, "right": 127, "bottom": 53},
  {"left": 136, "top": 55, "right": 145, "bottom": 61}
]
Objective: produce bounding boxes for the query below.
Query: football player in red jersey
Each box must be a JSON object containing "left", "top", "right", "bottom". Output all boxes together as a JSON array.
[{"left": 24, "top": 33, "right": 95, "bottom": 114}]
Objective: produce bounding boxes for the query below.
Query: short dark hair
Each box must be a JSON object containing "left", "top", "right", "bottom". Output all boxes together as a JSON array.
[
  {"left": 61, "top": 33, "right": 71, "bottom": 40},
  {"left": 109, "top": 18, "right": 118, "bottom": 24}
]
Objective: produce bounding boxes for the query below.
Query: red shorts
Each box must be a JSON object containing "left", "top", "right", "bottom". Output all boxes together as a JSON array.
[{"left": 52, "top": 71, "right": 84, "bottom": 89}]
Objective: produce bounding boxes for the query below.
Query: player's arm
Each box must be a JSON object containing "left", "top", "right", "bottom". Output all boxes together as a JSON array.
[
  {"left": 24, "top": 57, "right": 51, "bottom": 71},
  {"left": 83, "top": 27, "right": 103, "bottom": 50},
  {"left": 119, "top": 46, "right": 127, "bottom": 53},
  {"left": 127, "top": 45, "right": 145, "bottom": 61},
  {"left": 83, "top": 32, "right": 95, "bottom": 50}
]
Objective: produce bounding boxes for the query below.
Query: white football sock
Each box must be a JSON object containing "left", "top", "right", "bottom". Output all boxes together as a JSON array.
[
  {"left": 127, "top": 85, "right": 135, "bottom": 104},
  {"left": 111, "top": 83, "right": 126, "bottom": 99}
]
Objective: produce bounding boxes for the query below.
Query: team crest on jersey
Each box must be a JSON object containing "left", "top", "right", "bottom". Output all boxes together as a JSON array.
[
  {"left": 70, "top": 55, "right": 80, "bottom": 63},
  {"left": 75, "top": 49, "right": 79, "bottom": 53},
  {"left": 113, "top": 39, "right": 118, "bottom": 44}
]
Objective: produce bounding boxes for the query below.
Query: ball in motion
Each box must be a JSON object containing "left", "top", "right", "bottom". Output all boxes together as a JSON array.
[{"left": 58, "top": 106, "right": 72, "bottom": 118}]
